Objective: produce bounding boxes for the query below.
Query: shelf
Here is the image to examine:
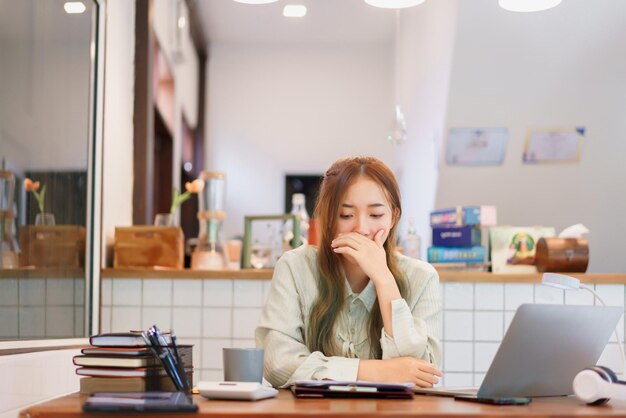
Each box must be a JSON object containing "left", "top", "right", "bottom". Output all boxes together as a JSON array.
[
  {"left": 100, "top": 268, "right": 626, "bottom": 284},
  {"left": 0, "top": 268, "right": 85, "bottom": 279},
  {"left": 101, "top": 268, "right": 272, "bottom": 280}
]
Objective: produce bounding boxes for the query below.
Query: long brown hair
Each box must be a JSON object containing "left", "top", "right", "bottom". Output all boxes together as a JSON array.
[{"left": 306, "top": 156, "right": 409, "bottom": 359}]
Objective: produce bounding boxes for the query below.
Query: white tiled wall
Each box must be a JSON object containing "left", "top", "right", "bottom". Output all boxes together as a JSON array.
[
  {"left": 0, "top": 278, "right": 85, "bottom": 340},
  {"left": 101, "top": 279, "right": 626, "bottom": 386},
  {"left": 441, "top": 283, "right": 626, "bottom": 386},
  {"left": 101, "top": 278, "right": 272, "bottom": 383}
]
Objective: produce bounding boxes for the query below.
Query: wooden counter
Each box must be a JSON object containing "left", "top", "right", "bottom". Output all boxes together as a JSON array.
[
  {"left": 18, "top": 389, "right": 626, "bottom": 418},
  {"left": 101, "top": 268, "right": 626, "bottom": 284},
  {"left": 0, "top": 267, "right": 85, "bottom": 279}
]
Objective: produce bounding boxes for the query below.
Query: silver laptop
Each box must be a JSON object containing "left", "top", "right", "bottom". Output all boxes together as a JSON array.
[{"left": 415, "top": 304, "right": 623, "bottom": 398}]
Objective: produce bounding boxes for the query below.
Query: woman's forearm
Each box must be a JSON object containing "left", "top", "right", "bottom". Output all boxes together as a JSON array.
[
  {"left": 373, "top": 270, "right": 402, "bottom": 337},
  {"left": 357, "top": 359, "right": 381, "bottom": 381}
]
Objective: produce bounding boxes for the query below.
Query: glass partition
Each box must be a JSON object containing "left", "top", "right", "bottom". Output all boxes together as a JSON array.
[{"left": 0, "top": 0, "right": 100, "bottom": 340}]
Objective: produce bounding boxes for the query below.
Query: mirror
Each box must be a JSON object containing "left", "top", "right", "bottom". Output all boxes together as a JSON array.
[{"left": 0, "top": 0, "right": 99, "bottom": 340}]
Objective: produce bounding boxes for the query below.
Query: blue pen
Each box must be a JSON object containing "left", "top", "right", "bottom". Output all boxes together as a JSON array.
[
  {"left": 170, "top": 330, "right": 191, "bottom": 390},
  {"left": 147, "top": 325, "right": 189, "bottom": 393}
]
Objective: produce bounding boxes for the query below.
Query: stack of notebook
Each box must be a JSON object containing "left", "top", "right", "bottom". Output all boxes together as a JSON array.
[{"left": 75, "top": 332, "right": 193, "bottom": 394}]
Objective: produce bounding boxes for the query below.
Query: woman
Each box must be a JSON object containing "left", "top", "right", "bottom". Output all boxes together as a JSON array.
[{"left": 255, "top": 156, "right": 442, "bottom": 388}]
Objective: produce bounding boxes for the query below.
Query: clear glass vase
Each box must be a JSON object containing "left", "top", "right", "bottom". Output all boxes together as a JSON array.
[
  {"left": 154, "top": 213, "right": 178, "bottom": 227},
  {"left": 35, "top": 213, "right": 55, "bottom": 226}
]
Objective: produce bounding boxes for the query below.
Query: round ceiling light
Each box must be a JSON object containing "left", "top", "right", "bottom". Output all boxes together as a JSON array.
[
  {"left": 364, "top": 0, "right": 425, "bottom": 9},
  {"left": 498, "top": 0, "right": 562, "bottom": 12},
  {"left": 232, "top": 0, "right": 279, "bottom": 4}
]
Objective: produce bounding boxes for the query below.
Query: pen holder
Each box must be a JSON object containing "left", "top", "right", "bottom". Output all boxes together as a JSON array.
[{"left": 142, "top": 326, "right": 193, "bottom": 394}]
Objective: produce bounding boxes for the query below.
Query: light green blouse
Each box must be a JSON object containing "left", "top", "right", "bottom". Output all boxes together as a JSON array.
[{"left": 255, "top": 245, "right": 443, "bottom": 388}]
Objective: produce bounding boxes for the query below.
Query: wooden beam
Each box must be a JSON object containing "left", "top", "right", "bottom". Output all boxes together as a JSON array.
[{"left": 133, "top": 0, "right": 155, "bottom": 225}]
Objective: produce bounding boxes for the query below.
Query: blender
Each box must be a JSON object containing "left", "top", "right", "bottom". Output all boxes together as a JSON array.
[{"left": 191, "top": 171, "right": 228, "bottom": 269}]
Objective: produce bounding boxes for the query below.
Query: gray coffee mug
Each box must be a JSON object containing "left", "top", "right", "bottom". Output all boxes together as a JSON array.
[{"left": 223, "top": 348, "right": 264, "bottom": 383}]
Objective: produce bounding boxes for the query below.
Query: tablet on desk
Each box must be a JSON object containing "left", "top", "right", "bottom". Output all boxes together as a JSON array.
[{"left": 82, "top": 391, "right": 198, "bottom": 413}]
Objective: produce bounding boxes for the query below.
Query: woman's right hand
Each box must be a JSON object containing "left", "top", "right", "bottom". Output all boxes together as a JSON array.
[{"left": 358, "top": 357, "right": 443, "bottom": 387}]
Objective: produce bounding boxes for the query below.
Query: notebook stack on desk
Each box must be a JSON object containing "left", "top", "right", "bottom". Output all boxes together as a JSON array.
[{"left": 75, "top": 332, "right": 193, "bottom": 394}]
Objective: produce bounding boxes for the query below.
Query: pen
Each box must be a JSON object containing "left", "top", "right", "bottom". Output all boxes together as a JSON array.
[
  {"left": 153, "top": 326, "right": 188, "bottom": 392},
  {"left": 170, "top": 330, "right": 191, "bottom": 391},
  {"left": 144, "top": 325, "right": 189, "bottom": 393},
  {"left": 170, "top": 330, "right": 182, "bottom": 365}
]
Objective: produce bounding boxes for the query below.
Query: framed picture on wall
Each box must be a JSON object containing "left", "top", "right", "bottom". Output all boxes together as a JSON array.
[
  {"left": 446, "top": 127, "right": 508, "bottom": 166},
  {"left": 522, "top": 127, "right": 585, "bottom": 164}
]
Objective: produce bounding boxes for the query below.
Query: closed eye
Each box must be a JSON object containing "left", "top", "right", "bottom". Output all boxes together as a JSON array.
[
  {"left": 339, "top": 214, "right": 353, "bottom": 219},
  {"left": 371, "top": 214, "right": 384, "bottom": 218}
]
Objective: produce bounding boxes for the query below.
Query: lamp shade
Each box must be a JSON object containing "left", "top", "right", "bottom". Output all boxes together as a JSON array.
[
  {"left": 364, "top": 0, "right": 425, "bottom": 9},
  {"left": 541, "top": 272, "right": 581, "bottom": 290},
  {"left": 498, "top": 0, "right": 562, "bottom": 12}
]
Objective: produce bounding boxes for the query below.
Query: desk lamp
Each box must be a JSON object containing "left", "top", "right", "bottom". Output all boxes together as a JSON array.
[{"left": 542, "top": 272, "right": 626, "bottom": 375}]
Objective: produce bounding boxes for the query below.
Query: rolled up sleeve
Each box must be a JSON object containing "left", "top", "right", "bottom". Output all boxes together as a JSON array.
[{"left": 379, "top": 269, "right": 442, "bottom": 366}]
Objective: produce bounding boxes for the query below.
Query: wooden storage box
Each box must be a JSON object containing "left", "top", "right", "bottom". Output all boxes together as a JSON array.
[
  {"left": 114, "top": 226, "right": 184, "bottom": 269},
  {"left": 535, "top": 237, "right": 589, "bottom": 273},
  {"left": 19, "top": 225, "right": 86, "bottom": 268}
]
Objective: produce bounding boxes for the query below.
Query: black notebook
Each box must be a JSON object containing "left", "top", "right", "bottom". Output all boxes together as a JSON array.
[
  {"left": 82, "top": 392, "right": 197, "bottom": 413},
  {"left": 291, "top": 380, "right": 414, "bottom": 399}
]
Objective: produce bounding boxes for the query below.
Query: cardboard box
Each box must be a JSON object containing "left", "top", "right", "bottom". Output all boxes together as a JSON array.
[
  {"left": 114, "top": 226, "right": 184, "bottom": 269},
  {"left": 432, "top": 225, "right": 482, "bottom": 247},
  {"left": 430, "top": 206, "right": 497, "bottom": 227},
  {"left": 427, "top": 246, "right": 486, "bottom": 263},
  {"left": 19, "top": 225, "right": 86, "bottom": 267}
]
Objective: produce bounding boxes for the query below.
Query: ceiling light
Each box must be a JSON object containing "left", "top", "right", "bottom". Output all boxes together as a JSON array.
[
  {"left": 364, "top": 0, "right": 425, "bottom": 9},
  {"left": 498, "top": 0, "right": 562, "bottom": 12},
  {"left": 283, "top": 5, "right": 307, "bottom": 17},
  {"left": 232, "top": 0, "right": 279, "bottom": 4},
  {"left": 64, "top": 1, "right": 86, "bottom": 14}
]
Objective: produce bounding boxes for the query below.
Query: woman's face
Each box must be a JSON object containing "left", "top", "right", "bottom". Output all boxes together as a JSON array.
[{"left": 335, "top": 176, "right": 395, "bottom": 243}]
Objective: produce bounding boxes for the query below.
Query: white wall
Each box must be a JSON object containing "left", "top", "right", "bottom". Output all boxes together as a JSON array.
[
  {"left": 437, "top": 0, "right": 626, "bottom": 272},
  {"left": 0, "top": 1, "right": 91, "bottom": 171},
  {"left": 393, "top": 0, "right": 458, "bottom": 253},
  {"left": 206, "top": 44, "right": 395, "bottom": 238},
  {"left": 101, "top": 0, "right": 136, "bottom": 265},
  {"left": 0, "top": 349, "right": 82, "bottom": 418}
]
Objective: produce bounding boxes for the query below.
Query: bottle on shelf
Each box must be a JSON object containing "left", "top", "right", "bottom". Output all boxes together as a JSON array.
[
  {"left": 282, "top": 193, "right": 310, "bottom": 251},
  {"left": 401, "top": 218, "right": 422, "bottom": 260}
]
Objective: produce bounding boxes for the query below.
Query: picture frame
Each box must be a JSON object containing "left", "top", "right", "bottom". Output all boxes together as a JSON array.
[
  {"left": 242, "top": 214, "right": 301, "bottom": 269},
  {"left": 522, "top": 127, "right": 585, "bottom": 164},
  {"left": 446, "top": 127, "right": 508, "bottom": 166}
]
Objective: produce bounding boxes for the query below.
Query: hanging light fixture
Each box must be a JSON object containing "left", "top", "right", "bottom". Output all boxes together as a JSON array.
[
  {"left": 364, "top": 0, "right": 425, "bottom": 9},
  {"left": 387, "top": 105, "right": 408, "bottom": 145},
  {"left": 387, "top": 10, "right": 407, "bottom": 145},
  {"left": 498, "top": 0, "right": 562, "bottom": 12},
  {"left": 232, "top": 0, "right": 279, "bottom": 4}
]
